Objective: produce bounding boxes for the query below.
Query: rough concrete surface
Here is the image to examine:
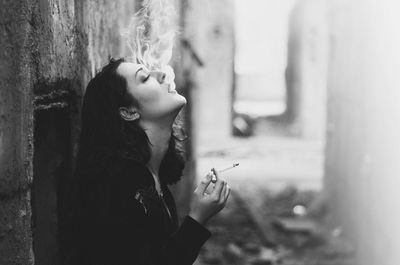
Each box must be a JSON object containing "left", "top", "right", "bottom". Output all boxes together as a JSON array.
[{"left": 0, "top": 0, "right": 136, "bottom": 264}]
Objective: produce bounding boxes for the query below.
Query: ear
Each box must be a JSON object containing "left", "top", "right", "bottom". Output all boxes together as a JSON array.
[{"left": 119, "top": 107, "right": 140, "bottom": 121}]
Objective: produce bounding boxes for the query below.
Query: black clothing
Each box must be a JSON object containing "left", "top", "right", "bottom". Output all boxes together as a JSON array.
[{"left": 70, "top": 155, "right": 211, "bottom": 265}]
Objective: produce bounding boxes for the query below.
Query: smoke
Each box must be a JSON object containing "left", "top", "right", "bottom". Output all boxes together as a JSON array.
[{"left": 123, "top": 0, "right": 178, "bottom": 90}]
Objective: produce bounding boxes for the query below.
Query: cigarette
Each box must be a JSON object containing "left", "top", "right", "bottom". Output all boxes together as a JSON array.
[
  {"left": 211, "top": 163, "right": 239, "bottom": 182},
  {"left": 219, "top": 163, "right": 240, "bottom": 173}
]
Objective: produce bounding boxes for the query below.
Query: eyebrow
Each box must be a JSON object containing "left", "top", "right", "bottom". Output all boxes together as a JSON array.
[{"left": 135, "top": 67, "right": 143, "bottom": 78}]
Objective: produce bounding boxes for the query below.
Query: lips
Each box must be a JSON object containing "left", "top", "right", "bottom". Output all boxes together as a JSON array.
[
  {"left": 168, "top": 90, "right": 177, "bottom": 94},
  {"left": 167, "top": 84, "right": 177, "bottom": 94},
  {"left": 161, "top": 65, "right": 177, "bottom": 94}
]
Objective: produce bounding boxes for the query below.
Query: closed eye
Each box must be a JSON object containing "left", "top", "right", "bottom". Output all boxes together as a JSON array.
[
  {"left": 143, "top": 73, "right": 150, "bottom": 82},
  {"left": 136, "top": 68, "right": 151, "bottom": 83}
]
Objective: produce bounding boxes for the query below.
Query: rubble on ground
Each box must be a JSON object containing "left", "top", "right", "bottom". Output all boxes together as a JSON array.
[{"left": 198, "top": 186, "right": 355, "bottom": 265}]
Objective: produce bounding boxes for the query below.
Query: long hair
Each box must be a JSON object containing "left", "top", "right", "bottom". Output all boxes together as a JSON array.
[
  {"left": 75, "top": 57, "right": 185, "bottom": 184},
  {"left": 60, "top": 58, "right": 185, "bottom": 264}
]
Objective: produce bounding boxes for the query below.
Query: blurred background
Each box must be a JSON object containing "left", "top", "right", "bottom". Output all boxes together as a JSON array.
[{"left": 0, "top": 0, "right": 399, "bottom": 265}]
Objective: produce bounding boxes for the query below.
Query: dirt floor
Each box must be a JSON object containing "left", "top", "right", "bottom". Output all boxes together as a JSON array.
[{"left": 196, "top": 187, "right": 355, "bottom": 265}]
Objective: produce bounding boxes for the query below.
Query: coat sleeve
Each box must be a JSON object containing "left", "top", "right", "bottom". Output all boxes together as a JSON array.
[{"left": 85, "top": 163, "right": 211, "bottom": 265}]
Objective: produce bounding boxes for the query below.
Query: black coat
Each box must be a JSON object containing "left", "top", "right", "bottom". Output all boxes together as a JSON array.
[{"left": 70, "top": 154, "right": 211, "bottom": 265}]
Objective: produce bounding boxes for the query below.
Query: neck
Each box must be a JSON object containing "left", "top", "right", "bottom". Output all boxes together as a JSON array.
[{"left": 140, "top": 119, "right": 173, "bottom": 177}]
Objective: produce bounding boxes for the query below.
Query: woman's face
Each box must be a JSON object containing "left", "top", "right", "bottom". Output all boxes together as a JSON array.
[{"left": 117, "top": 62, "right": 186, "bottom": 121}]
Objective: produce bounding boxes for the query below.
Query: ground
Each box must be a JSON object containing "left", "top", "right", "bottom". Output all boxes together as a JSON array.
[
  {"left": 194, "top": 135, "right": 355, "bottom": 264},
  {"left": 195, "top": 187, "right": 355, "bottom": 265}
]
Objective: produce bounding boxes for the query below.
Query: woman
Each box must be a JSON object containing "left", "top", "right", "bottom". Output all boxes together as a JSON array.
[{"left": 66, "top": 58, "right": 230, "bottom": 265}]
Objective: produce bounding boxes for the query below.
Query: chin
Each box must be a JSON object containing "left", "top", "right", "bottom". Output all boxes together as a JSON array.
[
  {"left": 174, "top": 93, "right": 187, "bottom": 106},
  {"left": 163, "top": 94, "right": 186, "bottom": 117},
  {"left": 179, "top": 94, "right": 187, "bottom": 105}
]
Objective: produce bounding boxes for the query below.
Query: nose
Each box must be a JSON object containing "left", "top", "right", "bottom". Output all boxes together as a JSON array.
[{"left": 150, "top": 71, "right": 166, "bottom": 84}]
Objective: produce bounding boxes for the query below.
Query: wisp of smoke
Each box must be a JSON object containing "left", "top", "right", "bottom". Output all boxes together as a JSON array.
[{"left": 123, "top": 0, "right": 178, "bottom": 90}]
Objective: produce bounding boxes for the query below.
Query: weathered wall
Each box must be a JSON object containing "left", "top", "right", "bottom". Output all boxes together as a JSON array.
[
  {"left": 0, "top": 1, "right": 34, "bottom": 264},
  {"left": 324, "top": 0, "right": 400, "bottom": 264},
  {"left": 0, "top": 0, "right": 136, "bottom": 264}
]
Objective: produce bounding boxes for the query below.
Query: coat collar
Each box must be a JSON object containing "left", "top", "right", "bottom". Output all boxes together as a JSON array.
[{"left": 117, "top": 155, "right": 170, "bottom": 187}]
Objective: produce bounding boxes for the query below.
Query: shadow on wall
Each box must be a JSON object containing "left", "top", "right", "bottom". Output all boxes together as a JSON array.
[{"left": 32, "top": 78, "right": 80, "bottom": 265}]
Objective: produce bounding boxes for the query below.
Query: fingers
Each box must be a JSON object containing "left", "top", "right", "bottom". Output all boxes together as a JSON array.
[
  {"left": 194, "top": 172, "right": 213, "bottom": 195},
  {"left": 211, "top": 178, "right": 225, "bottom": 201},
  {"left": 211, "top": 168, "right": 219, "bottom": 183},
  {"left": 219, "top": 182, "right": 227, "bottom": 203},
  {"left": 223, "top": 184, "right": 231, "bottom": 204}
]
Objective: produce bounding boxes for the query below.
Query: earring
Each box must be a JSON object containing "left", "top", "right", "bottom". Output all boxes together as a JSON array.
[
  {"left": 119, "top": 107, "right": 140, "bottom": 121},
  {"left": 132, "top": 113, "right": 140, "bottom": 120}
]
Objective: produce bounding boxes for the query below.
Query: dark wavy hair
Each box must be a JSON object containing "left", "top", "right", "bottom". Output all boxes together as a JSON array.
[
  {"left": 76, "top": 57, "right": 185, "bottom": 185},
  {"left": 60, "top": 58, "right": 186, "bottom": 264}
]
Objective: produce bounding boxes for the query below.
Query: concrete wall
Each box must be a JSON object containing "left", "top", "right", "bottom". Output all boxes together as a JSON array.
[
  {"left": 324, "top": 0, "right": 400, "bottom": 264},
  {"left": 0, "top": 0, "right": 136, "bottom": 264}
]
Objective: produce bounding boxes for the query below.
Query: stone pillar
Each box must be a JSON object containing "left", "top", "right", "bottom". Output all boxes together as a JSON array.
[
  {"left": 324, "top": 0, "right": 400, "bottom": 264},
  {"left": 284, "top": 0, "right": 329, "bottom": 139},
  {"left": 185, "top": 0, "right": 235, "bottom": 143}
]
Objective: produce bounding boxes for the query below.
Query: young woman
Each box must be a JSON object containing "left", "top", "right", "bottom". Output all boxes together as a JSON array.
[{"left": 66, "top": 58, "right": 230, "bottom": 265}]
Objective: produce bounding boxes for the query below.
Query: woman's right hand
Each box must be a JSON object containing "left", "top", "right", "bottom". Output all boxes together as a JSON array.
[{"left": 188, "top": 169, "right": 231, "bottom": 226}]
